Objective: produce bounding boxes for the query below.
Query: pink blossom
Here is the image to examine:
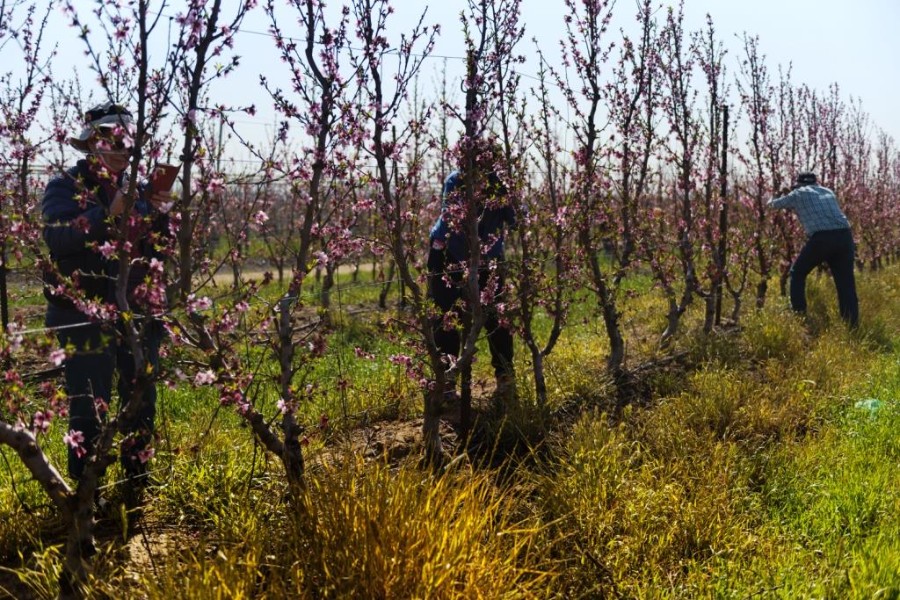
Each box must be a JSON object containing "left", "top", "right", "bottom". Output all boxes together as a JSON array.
[
  {"left": 253, "top": 210, "right": 269, "bottom": 226},
  {"left": 206, "top": 177, "right": 226, "bottom": 194},
  {"left": 354, "top": 346, "right": 375, "bottom": 360},
  {"left": 276, "top": 398, "right": 293, "bottom": 415},
  {"left": 388, "top": 354, "right": 413, "bottom": 367},
  {"left": 137, "top": 448, "right": 155, "bottom": 464},
  {"left": 149, "top": 258, "right": 165, "bottom": 274},
  {"left": 74, "top": 216, "right": 92, "bottom": 234},
  {"left": 236, "top": 398, "right": 252, "bottom": 416},
  {"left": 33, "top": 411, "right": 52, "bottom": 434},
  {"left": 73, "top": 299, "right": 117, "bottom": 322},
  {"left": 187, "top": 294, "right": 213, "bottom": 314},
  {"left": 6, "top": 323, "right": 23, "bottom": 353},
  {"left": 307, "top": 336, "right": 327, "bottom": 357},
  {"left": 63, "top": 429, "right": 85, "bottom": 451},
  {"left": 215, "top": 313, "right": 237, "bottom": 334},
  {"left": 98, "top": 241, "right": 117, "bottom": 258},
  {"left": 193, "top": 370, "right": 217, "bottom": 386},
  {"left": 49, "top": 348, "right": 66, "bottom": 366}
]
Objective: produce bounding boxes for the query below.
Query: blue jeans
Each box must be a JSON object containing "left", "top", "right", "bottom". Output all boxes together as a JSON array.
[
  {"left": 790, "top": 228, "right": 859, "bottom": 328},
  {"left": 47, "top": 308, "right": 161, "bottom": 479}
]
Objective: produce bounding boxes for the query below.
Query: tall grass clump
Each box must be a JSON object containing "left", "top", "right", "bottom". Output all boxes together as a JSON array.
[
  {"left": 141, "top": 456, "right": 557, "bottom": 599},
  {"left": 536, "top": 413, "right": 759, "bottom": 597},
  {"left": 854, "top": 271, "right": 900, "bottom": 353}
]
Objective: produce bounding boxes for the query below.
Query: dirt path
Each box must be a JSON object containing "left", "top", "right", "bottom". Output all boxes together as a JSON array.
[{"left": 209, "top": 261, "right": 387, "bottom": 287}]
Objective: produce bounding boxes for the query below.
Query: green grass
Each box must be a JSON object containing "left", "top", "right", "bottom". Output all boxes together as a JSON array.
[
  {"left": 2, "top": 261, "right": 900, "bottom": 598},
  {"left": 745, "top": 359, "right": 900, "bottom": 598}
]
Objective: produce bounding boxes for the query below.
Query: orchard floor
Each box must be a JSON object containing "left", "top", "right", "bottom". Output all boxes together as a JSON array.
[{"left": 2, "top": 264, "right": 900, "bottom": 598}]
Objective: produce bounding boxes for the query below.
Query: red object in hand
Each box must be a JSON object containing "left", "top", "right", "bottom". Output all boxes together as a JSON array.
[{"left": 149, "top": 163, "right": 180, "bottom": 195}]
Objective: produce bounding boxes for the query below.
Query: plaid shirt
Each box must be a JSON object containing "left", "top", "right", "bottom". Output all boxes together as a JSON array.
[{"left": 768, "top": 185, "right": 851, "bottom": 236}]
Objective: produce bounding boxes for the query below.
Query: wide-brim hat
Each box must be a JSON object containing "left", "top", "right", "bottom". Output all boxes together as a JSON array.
[{"left": 69, "top": 101, "right": 134, "bottom": 153}]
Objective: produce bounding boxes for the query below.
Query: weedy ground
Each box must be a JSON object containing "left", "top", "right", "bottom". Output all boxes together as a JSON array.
[{"left": 1, "top": 264, "right": 899, "bottom": 598}]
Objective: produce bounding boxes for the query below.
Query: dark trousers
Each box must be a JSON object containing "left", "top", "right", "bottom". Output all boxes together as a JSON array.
[
  {"left": 48, "top": 309, "right": 160, "bottom": 479},
  {"left": 427, "top": 248, "right": 514, "bottom": 380},
  {"left": 790, "top": 228, "right": 859, "bottom": 328}
]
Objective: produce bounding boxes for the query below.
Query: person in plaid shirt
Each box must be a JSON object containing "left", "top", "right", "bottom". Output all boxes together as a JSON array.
[{"left": 768, "top": 171, "right": 859, "bottom": 328}]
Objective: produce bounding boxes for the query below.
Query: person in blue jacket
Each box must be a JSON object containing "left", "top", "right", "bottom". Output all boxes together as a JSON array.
[
  {"left": 42, "top": 102, "right": 170, "bottom": 492},
  {"left": 427, "top": 145, "right": 516, "bottom": 404},
  {"left": 768, "top": 171, "right": 859, "bottom": 328}
]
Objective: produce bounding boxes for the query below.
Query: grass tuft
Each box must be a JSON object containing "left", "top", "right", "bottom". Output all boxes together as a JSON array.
[{"left": 141, "top": 457, "right": 557, "bottom": 599}]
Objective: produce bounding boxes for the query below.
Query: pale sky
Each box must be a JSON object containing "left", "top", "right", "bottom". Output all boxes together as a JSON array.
[
  {"left": 373, "top": 0, "right": 899, "bottom": 140},
  {"left": 4, "top": 1, "right": 899, "bottom": 162}
]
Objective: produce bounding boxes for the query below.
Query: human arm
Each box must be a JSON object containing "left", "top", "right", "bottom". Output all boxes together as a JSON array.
[
  {"left": 108, "top": 180, "right": 172, "bottom": 217},
  {"left": 41, "top": 176, "right": 110, "bottom": 257},
  {"left": 130, "top": 184, "right": 172, "bottom": 256},
  {"left": 767, "top": 187, "right": 797, "bottom": 210}
]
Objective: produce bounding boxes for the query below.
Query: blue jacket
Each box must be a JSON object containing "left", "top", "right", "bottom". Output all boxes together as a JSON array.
[
  {"left": 429, "top": 170, "right": 515, "bottom": 263},
  {"left": 42, "top": 159, "right": 163, "bottom": 320}
]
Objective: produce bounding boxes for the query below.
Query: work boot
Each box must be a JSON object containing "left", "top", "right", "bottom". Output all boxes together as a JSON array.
[
  {"left": 121, "top": 467, "right": 151, "bottom": 512},
  {"left": 441, "top": 389, "right": 461, "bottom": 411},
  {"left": 439, "top": 373, "right": 459, "bottom": 410},
  {"left": 94, "top": 491, "right": 113, "bottom": 520},
  {"left": 492, "top": 372, "right": 517, "bottom": 412}
]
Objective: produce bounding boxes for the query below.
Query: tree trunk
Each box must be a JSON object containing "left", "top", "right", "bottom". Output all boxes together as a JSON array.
[
  {"left": 61, "top": 493, "right": 96, "bottom": 598},
  {"left": 527, "top": 339, "right": 548, "bottom": 409},
  {"left": 755, "top": 280, "right": 768, "bottom": 309},
  {"left": 423, "top": 387, "right": 444, "bottom": 467},
  {"left": 460, "top": 359, "right": 473, "bottom": 441},
  {"left": 320, "top": 263, "right": 335, "bottom": 311},
  {"left": 378, "top": 260, "right": 396, "bottom": 309},
  {"left": 281, "top": 413, "right": 306, "bottom": 497},
  {"left": 231, "top": 258, "right": 241, "bottom": 290},
  {"left": 778, "top": 266, "right": 790, "bottom": 296},
  {"left": 659, "top": 298, "right": 681, "bottom": 349},
  {"left": 703, "top": 294, "right": 716, "bottom": 333},
  {"left": 581, "top": 232, "right": 626, "bottom": 377},
  {"left": 730, "top": 290, "right": 743, "bottom": 323}
]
